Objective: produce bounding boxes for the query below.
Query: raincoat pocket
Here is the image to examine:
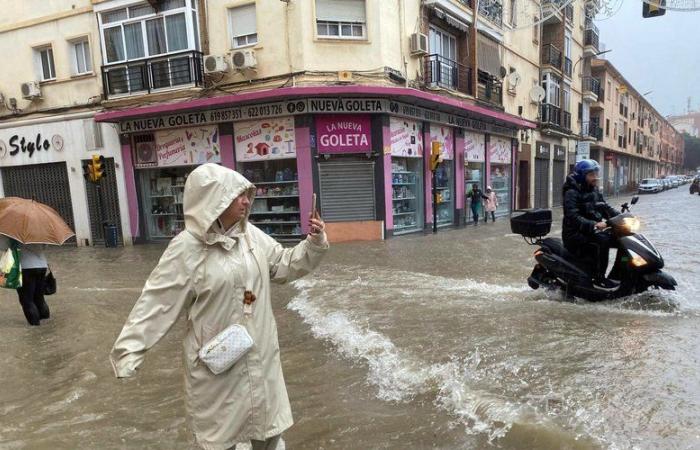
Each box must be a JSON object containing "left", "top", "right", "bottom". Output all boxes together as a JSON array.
[
  {"left": 198, "top": 324, "right": 253, "bottom": 375},
  {"left": 0, "top": 244, "right": 22, "bottom": 289}
]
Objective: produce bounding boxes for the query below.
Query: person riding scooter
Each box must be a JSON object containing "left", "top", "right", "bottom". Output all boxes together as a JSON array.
[{"left": 562, "top": 159, "right": 620, "bottom": 289}]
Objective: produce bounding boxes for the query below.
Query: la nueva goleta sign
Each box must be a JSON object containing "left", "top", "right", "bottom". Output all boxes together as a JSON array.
[{"left": 117, "top": 98, "right": 518, "bottom": 138}]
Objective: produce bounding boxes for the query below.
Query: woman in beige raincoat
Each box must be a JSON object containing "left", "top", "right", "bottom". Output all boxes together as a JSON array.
[{"left": 110, "top": 163, "right": 328, "bottom": 450}]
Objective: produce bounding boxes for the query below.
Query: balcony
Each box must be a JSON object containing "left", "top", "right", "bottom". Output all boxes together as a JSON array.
[
  {"left": 581, "top": 120, "right": 603, "bottom": 141},
  {"left": 582, "top": 76, "right": 600, "bottom": 102},
  {"left": 542, "top": 0, "right": 566, "bottom": 24},
  {"left": 563, "top": 56, "right": 573, "bottom": 78},
  {"left": 102, "top": 50, "right": 204, "bottom": 99},
  {"left": 423, "top": 54, "right": 473, "bottom": 96},
  {"left": 591, "top": 87, "right": 605, "bottom": 110},
  {"left": 479, "top": 0, "right": 503, "bottom": 27},
  {"left": 541, "top": 44, "right": 563, "bottom": 72},
  {"left": 477, "top": 70, "right": 503, "bottom": 107},
  {"left": 584, "top": 22, "right": 600, "bottom": 57}
]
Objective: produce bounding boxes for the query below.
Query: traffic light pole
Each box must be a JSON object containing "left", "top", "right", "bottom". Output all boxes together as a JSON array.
[{"left": 432, "top": 169, "right": 437, "bottom": 234}]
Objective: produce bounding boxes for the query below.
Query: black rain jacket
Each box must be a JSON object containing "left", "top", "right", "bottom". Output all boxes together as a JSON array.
[{"left": 562, "top": 175, "right": 620, "bottom": 249}]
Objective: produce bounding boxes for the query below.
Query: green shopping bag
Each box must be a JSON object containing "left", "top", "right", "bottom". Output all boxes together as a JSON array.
[{"left": 0, "top": 240, "right": 22, "bottom": 289}]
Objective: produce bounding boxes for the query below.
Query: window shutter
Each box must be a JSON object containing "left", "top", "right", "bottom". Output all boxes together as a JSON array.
[
  {"left": 316, "top": 0, "right": 366, "bottom": 23},
  {"left": 477, "top": 33, "right": 502, "bottom": 77},
  {"left": 230, "top": 4, "right": 257, "bottom": 37}
]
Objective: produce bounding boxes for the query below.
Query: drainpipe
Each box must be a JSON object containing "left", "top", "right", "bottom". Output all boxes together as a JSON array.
[
  {"left": 198, "top": 0, "right": 209, "bottom": 55},
  {"left": 398, "top": 0, "right": 408, "bottom": 86},
  {"left": 471, "top": 0, "right": 479, "bottom": 97}
]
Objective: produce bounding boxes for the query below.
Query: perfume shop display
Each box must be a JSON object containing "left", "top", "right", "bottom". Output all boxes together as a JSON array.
[
  {"left": 391, "top": 158, "right": 424, "bottom": 234},
  {"left": 140, "top": 167, "right": 192, "bottom": 239},
  {"left": 435, "top": 161, "right": 454, "bottom": 226}
]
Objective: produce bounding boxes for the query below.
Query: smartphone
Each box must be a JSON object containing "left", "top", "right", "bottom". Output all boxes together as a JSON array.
[{"left": 311, "top": 193, "right": 318, "bottom": 219}]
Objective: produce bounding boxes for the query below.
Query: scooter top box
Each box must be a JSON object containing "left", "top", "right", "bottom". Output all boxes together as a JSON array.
[{"left": 510, "top": 209, "right": 552, "bottom": 237}]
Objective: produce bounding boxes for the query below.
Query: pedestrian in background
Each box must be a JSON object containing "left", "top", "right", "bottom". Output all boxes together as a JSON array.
[
  {"left": 467, "top": 183, "right": 487, "bottom": 226},
  {"left": 0, "top": 236, "right": 50, "bottom": 326},
  {"left": 484, "top": 186, "right": 498, "bottom": 223},
  {"left": 110, "top": 164, "right": 328, "bottom": 450}
]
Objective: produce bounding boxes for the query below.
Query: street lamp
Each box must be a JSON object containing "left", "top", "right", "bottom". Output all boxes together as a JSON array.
[{"left": 573, "top": 49, "right": 613, "bottom": 77}]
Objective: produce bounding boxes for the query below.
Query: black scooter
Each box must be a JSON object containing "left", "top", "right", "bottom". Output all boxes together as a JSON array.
[{"left": 511, "top": 197, "right": 677, "bottom": 301}]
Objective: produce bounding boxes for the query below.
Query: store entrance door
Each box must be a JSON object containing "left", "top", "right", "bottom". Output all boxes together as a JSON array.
[
  {"left": 319, "top": 160, "right": 376, "bottom": 222},
  {"left": 83, "top": 157, "right": 124, "bottom": 246},
  {"left": 1, "top": 162, "right": 76, "bottom": 244},
  {"left": 534, "top": 159, "right": 550, "bottom": 209},
  {"left": 552, "top": 160, "right": 566, "bottom": 207},
  {"left": 518, "top": 160, "right": 529, "bottom": 209}
]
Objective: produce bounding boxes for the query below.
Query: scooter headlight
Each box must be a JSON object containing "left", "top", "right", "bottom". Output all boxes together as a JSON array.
[
  {"left": 621, "top": 217, "right": 641, "bottom": 234},
  {"left": 628, "top": 249, "right": 647, "bottom": 267}
]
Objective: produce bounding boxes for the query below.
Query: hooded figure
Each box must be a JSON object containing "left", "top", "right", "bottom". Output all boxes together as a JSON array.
[
  {"left": 110, "top": 164, "right": 328, "bottom": 450},
  {"left": 483, "top": 186, "right": 498, "bottom": 222}
]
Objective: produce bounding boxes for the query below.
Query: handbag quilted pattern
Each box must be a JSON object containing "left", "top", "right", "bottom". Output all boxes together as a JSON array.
[{"left": 198, "top": 324, "right": 253, "bottom": 375}]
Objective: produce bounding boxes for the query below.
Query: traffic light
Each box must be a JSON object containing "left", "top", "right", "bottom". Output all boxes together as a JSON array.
[
  {"left": 643, "top": 0, "right": 666, "bottom": 18},
  {"left": 83, "top": 160, "right": 97, "bottom": 182},
  {"left": 92, "top": 154, "right": 105, "bottom": 182},
  {"left": 430, "top": 141, "right": 443, "bottom": 171}
]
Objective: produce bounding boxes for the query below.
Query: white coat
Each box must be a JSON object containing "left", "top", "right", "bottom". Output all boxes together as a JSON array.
[{"left": 110, "top": 163, "right": 328, "bottom": 449}]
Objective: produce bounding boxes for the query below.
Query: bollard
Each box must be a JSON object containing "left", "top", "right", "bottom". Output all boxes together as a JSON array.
[{"left": 103, "top": 223, "right": 118, "bottom": 248}]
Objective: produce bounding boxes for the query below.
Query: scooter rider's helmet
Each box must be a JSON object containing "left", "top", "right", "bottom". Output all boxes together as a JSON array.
[{"left": 573, "top": 159, "right": 601, "bottom": 184}]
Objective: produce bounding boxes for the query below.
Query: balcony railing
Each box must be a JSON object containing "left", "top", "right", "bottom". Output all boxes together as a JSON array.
[
  {"left": 424, "top": 54, "right": 472, "bottom": 96},
  {"left": 542, "top": 44, "right": 562, "bottom": 70},
  {"left": 585, "top": 28, "right": 600, "bottom": 51},
  {"left": 540, "top": 103, "right": 572, "bottom": 131},
  {"left": 477, "top": 70, "right": 503, "bottom": 106},
  {"left": 582, "top": 76, "right": 601, "bottom": 96},
  {"left": 585, "top": 18, "right": 599, "bottom": 35},
  {"left": 479, "top": 0, "right": 503, "bottom": 26},
  {"left": 455, "top": 0, "right": 474, "bottom": 8},
  {"left": 581, "top": 121, "right": 603, "bottom": 140},
  {"left": 102, "top": 50, "right": 204, "bottom": 99},
  {"left": 563, "top": 57, "right": 572, "bottom": 78}
]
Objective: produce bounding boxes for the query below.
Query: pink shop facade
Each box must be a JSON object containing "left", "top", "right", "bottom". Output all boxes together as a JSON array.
[{"left": 95, "top": 86, "right": 535, "bottom": 242}]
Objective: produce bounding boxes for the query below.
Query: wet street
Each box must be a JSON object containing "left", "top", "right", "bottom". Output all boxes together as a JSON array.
[{"left": 1, "top": 187, "right": 699, "bottom": 450}]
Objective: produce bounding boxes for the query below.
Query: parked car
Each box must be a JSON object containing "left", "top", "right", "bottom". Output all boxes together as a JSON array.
[
  {"left": 661, "top": 178, "right": 671, "bottom": 190},
  {"left": 638, "top": 178, "right": 663, "bottom": 194}
]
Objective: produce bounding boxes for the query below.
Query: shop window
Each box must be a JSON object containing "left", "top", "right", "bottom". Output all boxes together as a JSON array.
[
  {"left": 315, "top": 0, "right": 366, "bottom": 39},
  {"left": 229, "top": 4, "right": 258, "bottom": 48},
  {"left": 72, "top": 39, "right": 92, "bottom": 75},
  {"left": 390, "top": 117, "right": 424, "bottom": 234},
  {"left": 488, "top": 137, "right": 512, "bottom": 218},
  {"left": 35, "top": 46, "right": 56, "bottom": 81}
]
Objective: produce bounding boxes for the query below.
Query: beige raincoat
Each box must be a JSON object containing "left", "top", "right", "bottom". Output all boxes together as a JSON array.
[{"left": 110, "top": 163, "right": 328, "bottom": 450}]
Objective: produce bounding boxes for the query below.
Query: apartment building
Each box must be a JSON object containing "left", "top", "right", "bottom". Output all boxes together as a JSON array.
[
  {"left": 668, "top": 111, "right": 700, "bottom": 138},
  {"left": 587, "top": 58, "right": 684, "bottom": 195},
  {"left": 0, "top": 0, "right": 131, "bottom": 246}
]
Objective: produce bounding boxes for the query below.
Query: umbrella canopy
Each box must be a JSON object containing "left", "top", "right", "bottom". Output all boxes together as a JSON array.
[{"left": 0, "top": 197, "right": 75, "bottom": 245}]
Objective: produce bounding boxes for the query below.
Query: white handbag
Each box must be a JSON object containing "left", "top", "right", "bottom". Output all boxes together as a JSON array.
[{"left": 198, "top": 324, "right": 253, "bottom": 375}]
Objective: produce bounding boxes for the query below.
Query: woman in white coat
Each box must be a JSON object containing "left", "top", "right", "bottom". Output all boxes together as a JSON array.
[{"left": 110, "top": 163, "right": 328, "bottom": 450}]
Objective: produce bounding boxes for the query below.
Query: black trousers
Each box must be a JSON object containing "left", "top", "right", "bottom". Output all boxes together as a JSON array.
[
  {"left": 570, "top": 233, "right": 616, "bottom": 279},
  {"left": 16, "top": 268, "right": 49, "bottom": 326},
  {"left": 484, "top": 211, "right": 496, "bottom": 222}
]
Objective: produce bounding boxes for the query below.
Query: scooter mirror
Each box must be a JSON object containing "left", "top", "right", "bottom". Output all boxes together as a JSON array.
[{"left": 631, "top": 196, "right": 639, "bottom": 205}]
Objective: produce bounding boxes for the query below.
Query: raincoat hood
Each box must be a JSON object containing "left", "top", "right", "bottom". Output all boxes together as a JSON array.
[{"left": 183, "top": 163, "right": 256, "bottom": 240}]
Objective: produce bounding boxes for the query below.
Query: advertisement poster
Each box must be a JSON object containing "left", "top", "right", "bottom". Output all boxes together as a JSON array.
[
  {"left": 234, "top": 117, "right": 296, "bottom": 161},
  {"left": 390, "top": 117, "right": 423, "bottom": 157},
  {"left": 154, "top": 125, "right": 221, "bottom": 167},
  {"left": 316, "top": 115, "right": 372, "bottom": 154},
  {"left": 488, "top": 137, "right": 512, "bottom": 164},
  {"left": 430, "top": 124, "right": 453, "bottom": 160},
  {"left": 464, "top": 132, "right": 485, "bottom": 162}
]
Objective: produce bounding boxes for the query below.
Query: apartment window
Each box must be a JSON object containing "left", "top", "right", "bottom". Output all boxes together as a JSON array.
[
  {"left": 510, "top": 0, "right": 517, "bottom": 27},
  {"left": 229, "top": 4, "right": 257, "bottom": 48},
  {"left": 36, "top": 46, "right": 56, "bottom": 81},
  {"left": 562, "top": 85, "right": 571, "bottom": 112},
  {"left": 316, "top": 0, "right": 366, "bottom": 39},
  {"left": 606, "top": 118, "right": 610, "bottom": 136},
  {"left": 607, "top": 81, "right": 612, "bottom": 102},
  {"left": 564, "top": 33, "right": 572, "bottom": 59},
  {"left": 72, "top": 39, "right": 92, "bottom": 75},
  {"left": 99, "top": 0, "right": 195, "bottom": 64},
  {"left": 533, "top": 16, "right": 539, "bottom": 43},
  {"left": 542, "top": 73, "right": 561, "bottom": 107}
]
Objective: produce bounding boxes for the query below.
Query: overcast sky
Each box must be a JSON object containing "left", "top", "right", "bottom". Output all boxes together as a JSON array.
[{"left": 595, "top": 1, "right": 700, "bottom": 117}]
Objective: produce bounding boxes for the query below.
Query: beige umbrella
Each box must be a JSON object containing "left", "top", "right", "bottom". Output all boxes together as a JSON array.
[{"left": 0, "top": 197, "right": 75, "bottom": 245}]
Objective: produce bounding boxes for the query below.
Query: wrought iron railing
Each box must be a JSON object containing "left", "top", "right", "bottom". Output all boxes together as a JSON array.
[
  {"left": 477, "top": 70, "right": 503, "bottom": 106},
  {"left": 585, "top": 28, "right": 599, "bottom": 51},
  {"left": 423, "top": 54, "right": 473, "bottom": 96},
  {"left": 542, "top": 44, "right": 562, "bottom": 70},
  {"left": 101, "top": 50, "right": 204, "bottom": 98},
  {"left": 582, "top": 76, "right": 601, "bottom": 97},
  {"left": 479, "top": 0, "right": 503, "bottom": 26},
  {"left": 540, "top": 103, "right": 561, "bottom": 127}
]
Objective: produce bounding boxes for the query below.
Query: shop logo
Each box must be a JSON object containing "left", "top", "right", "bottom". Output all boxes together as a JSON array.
[
  {"left": 389, "top": 102, "right": 399, "bottom": 113},
  {"left": 287, "top": 101, "right": 306, "bottom": 114},
  {"left": 7, "top": 133, "right": 54, "bottom": 158},
  {"left": 52, "top": 135, "right": 64, "bottom": 152}
]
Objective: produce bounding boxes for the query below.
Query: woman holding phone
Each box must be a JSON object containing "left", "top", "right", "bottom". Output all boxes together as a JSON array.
[{"left": 110, "top": 164, "right": 328, "bottom": 450}]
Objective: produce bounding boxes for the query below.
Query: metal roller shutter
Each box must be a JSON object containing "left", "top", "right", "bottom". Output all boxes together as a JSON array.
[
  {"left": 534, "top": 159, "right": 550, "bottom": 209},
  {"left": 2, "top": 162, "right": 76, "bottom": 244},
  {"left": 83, "top": 157, "right": 124, "bottom": 245},
  {"left": 319, "top": 160, "right": 376, "bottom": 222},
  {"left": 552, "top": 160, "right": 566, "bottom": 207}
]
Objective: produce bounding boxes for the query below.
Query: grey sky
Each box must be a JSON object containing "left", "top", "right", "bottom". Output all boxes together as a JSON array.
[{"left": 595, "top": 0, "right": 700, "bottom": 117}]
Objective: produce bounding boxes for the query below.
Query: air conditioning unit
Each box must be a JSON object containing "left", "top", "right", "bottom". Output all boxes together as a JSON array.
[
  {"left": 204, "top": 55, "right": 229, "bottom": 74},
  {"left": 231, "top": 49, "right": 257, "bottom": 70},
  {"left": 410, "top": 33, "right": 428, "bottom": 56},
  {"left": 21, "top": 81, "right": 41, "bottom": 99}
]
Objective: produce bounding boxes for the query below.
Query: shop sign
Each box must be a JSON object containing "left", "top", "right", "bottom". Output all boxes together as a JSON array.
[
  {"left": 536, "top": 142, "right": 550, "bottom": 159},
  {"left": 553, "top": 145, "right": 566, "bottom": 161},
  {"left": 307, "top": 98, "right": 385, "bottom": 114},
  {"left": 316, "top": 115, "right": 372, "bottom": 154},
  {"left": 430, "top": 124, "right": 453, "bottom": 160},
  {"left": 489, "top": 137, "right": 512, "bottom": 164},
  {"left": 154, "top": 125, "right": 221, "bottom": 167},
  {"left": 389, "top": 117, "right": 423, "bottom": 157},
  {"left": 464, "top": 132, "right": 485, "bottom": 162},
  {"left": 576, "top": 141, "right": 591, "bottom": 162},
  {"left": 0, "top": 133, "right": 63, "bottom": 161},
  {"left": 235, "top": 117, "right": 296, "bottom": 162}
]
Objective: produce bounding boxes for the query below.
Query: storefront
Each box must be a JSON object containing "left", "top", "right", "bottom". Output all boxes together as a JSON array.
[
  {"left": 431, "top": 124, "right": 455, "bottom": 227},
  {"left": 0, "top": 114, "right": 128, "bottom": 246},
  {"left": 389, "top": 117, "right": 424, "bottom": 234},
  {"left": 464, "top": 131, "right": 486, "bottom": 223},
  {"left": 487, "top": 136, "right": 513, "bottom": 217}
]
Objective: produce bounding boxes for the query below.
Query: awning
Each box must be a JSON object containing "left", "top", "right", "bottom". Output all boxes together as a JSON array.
[
  {"left": 425, "top": 1, "right": 471, "bottom": 32},
  {"left": 477, "top": 33, "right": 502, "bottom": 77}
]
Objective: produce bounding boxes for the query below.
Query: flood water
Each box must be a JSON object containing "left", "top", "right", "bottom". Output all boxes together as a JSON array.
[{"left": 1, "top": 188, "right": 699, "bottom": 450}]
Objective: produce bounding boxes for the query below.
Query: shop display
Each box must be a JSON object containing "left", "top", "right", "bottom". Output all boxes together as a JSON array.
[
  {"left": 435, "top": 162, "right": 454, "bottom": 226},
  {"left": 488, "top": 137, "right": 513, "bottom": 218},
  {"left": 140, "top": 168, "right": 192, "bottom": 239},
  {"left": 464, "top": 132, "right": 486, "bottom": 223},
  {"left": 391, "top": 158, "right": 423, "bottom": 234}
]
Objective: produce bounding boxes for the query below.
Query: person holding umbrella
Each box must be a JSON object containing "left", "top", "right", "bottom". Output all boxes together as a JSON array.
[{"left": 0, "top": 197, "right": 74, "bottom": 326}]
